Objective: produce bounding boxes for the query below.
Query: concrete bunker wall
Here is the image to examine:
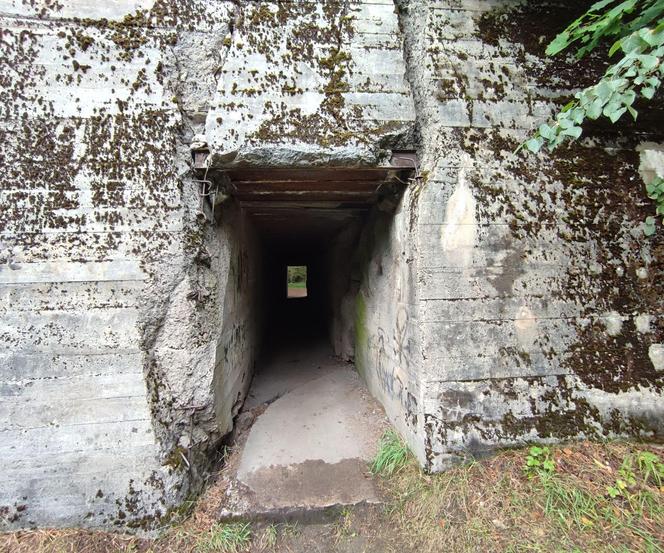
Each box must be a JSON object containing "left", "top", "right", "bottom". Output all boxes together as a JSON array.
[
  {"left": 0, "top": 0, "right": 419, "bottom": 529},
  {"left": 1, "top": 0, "right": 663, "bottom": 531},
  {"left": 351, "top": 188, "right": 426, "bottom": 462},
  {"left": 397, "top": 0, "right": 664, "bottom": 470},
  {"left": 0, "top": 0, "right": 266, "bottom": 529}
]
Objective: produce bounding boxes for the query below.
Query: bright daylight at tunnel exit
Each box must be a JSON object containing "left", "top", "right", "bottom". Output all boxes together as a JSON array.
[
  {"left": 1, "top": 0, "right": 663, "bottom": 551},
  {"left": 286, "top": 265, "right": 307, "bottom": 298}
]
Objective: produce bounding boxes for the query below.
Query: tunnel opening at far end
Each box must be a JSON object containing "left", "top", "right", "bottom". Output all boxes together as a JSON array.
[{"left": 286, "top": 265, "right": 307, "bottom": 298}]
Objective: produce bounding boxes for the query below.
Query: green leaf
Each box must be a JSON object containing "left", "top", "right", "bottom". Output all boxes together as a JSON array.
[
  {"left": 561, "top": 126, "right": 583, "bottom": 139},
  {"left": 609, "top": 38, "right": 623, "bottom": 56},
  {"left": 558, "top": 117, "right": 574, "bottom": 130},
  {"left": 561, "top": 100, "right": 577, "bottom": 112},
  {"left": 642, "top": 26, "right": 663, "bottom": 46},
  {"left": 538, "top": 124, "right": 554, "bottom": 140},
  {"left": 608, "top": 78, "right": 629, "bottom": 91},
  {"left": 609, "top": 106, "right": 627, "bottom": 122},
  {"left": 596, "top": 80, "right": 613, "bottom": 98},
  {"left": 642, "top": 86, "right": 657, "bottom": 99},
  {"left": 640, "top": 54, "right": 660, "bottom": 70},
  {"left": 621, "top": 89, "right": 637, "bottom": 105},
  {"left": 525, "top": 137, "right": 543, "bottom": 153},
  {"left": 570, "top": 107, "right": 586, "bottom": 124},
  {"left": 586, "top": 97, "right": 604, "bottom": 119},
  {"left": 546, "top": 31, "right": 572, "bottom": 56},
  {"left": 621, "top": 33, "right": 645, "bottom": 53}
]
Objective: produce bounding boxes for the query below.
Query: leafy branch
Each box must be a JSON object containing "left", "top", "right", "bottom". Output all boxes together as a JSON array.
[
  {"left": 520, "top": 0, "right": 664, "bottom": 229},
  {"left": 546, "top": 0, "right": 664, "bottom": 59},
  {"left": 523, "top": 23, "right": 664, "bottom": 154}
]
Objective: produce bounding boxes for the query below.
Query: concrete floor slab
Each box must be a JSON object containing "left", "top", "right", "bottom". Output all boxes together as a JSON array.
[
  {"left": 219, "top": 342, "right": 388, "bottom": 520},
  {"left": 243, "top": 342, "right": 339, "bottom": 410}
]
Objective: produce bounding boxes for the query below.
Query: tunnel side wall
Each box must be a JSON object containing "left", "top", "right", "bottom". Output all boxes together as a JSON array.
[
  {"left": 398, "top": 0, "right": 664, "bottom": 470},
  {"left": 211, "top": 203, "right": 263, "bottom": 437},
  {"left": 326, "top": 222, "right": 363, "bottom": 361},
  {"left": 352, "top": 195, "right": 426, "bottom": 464}
]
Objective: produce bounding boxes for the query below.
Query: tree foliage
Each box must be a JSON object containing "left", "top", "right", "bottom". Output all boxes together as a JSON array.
[
  {"left": 522, "top": 0, "right": 664, "bottom": 231},
  {"left": 287, "top": 265, "right": 306, "bottom": 284}
]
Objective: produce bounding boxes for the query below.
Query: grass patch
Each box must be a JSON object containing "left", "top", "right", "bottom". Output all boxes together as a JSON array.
[
  {"left": 331, "top": 508, "right": 357, "bottom": 543},
  {"left": 371, "top": 429, "right": 411, "bottom": 476},
  {"left": 194, "top": 522, "right": 252, "bottom": 552},
  {"left": 381, "top": 441, "right": 664, "bottom": 552},
  {"left": 254, "top": 522, "right": 299, "bottom": 551}
]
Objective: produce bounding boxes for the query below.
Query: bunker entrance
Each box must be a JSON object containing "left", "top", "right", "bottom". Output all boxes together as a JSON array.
[
  {"left": 193, "top": 155, "right": 416, "bottom": 511},
  {"left": 220, "top": 159, "right": 415, "bottom": 362},
  {"left": 195, "top": 153, "right": 416, "bottom": 427}
]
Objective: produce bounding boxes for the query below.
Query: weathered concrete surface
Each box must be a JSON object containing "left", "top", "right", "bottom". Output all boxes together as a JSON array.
[
  {"left": 2, "top": 0, "right": 664, "bottom": 531},
  {"left": 243, "top": 341, "right": 340, "bottom": 410},
  {"left": 392, "top": 0, "right": 664, "bottom": 470},
  {"left": 350, "top": 190, "right": 424, "bottom": 462},
  {"left": 0, "top": 0, "right": 415, "bottom": 530},
  {"left": 0, "top": 0, "right": 262, "bottom": 530},
  {"left": 220, "top": 343, "right": 386, "bottom": 518},
  {"left": 204, "top": 0, "right": 415, "bottom": 167}
]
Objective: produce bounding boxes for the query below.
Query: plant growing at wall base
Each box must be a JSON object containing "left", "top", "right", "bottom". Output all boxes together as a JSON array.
[
  {"left": 371, "top": 429, "right": 411, "bottom": 476},
  {"left": 195, "top": 522, "right": 252, "bottom": 552},
  {"left": 606, "top": 455, "right": 637, "bottom": 498},
  {"left": 636, "top": 450, "right": 664, "bottom": 486},
  {"left": 521, "top": 0, "right": 664, "bottom": 227},
  {"left": 524, "top": 445, "right": 556, "bottom": 478}
]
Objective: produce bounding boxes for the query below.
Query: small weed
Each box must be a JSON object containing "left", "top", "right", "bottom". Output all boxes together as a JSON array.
[
  {"left": 255, "top": 522, "right": 299, "bottom": 551},
  {"left": 607, "top": 455, "right": 637, "bottom": 499},
  {"left": 606, "top": 450, "right": 664, "bottom": 499},
  {"left": 541, "top": 476, "right": 601, "bottom": 529},
  {"left": 280, "top": 522, "right": 300, "bottom": 537},
  {"left": 195, "top": 522, "right": 252, "bottom": 552},
  {"left": 332, "top": 508, "right": 356, "bottom": 543},
  {"left": 637, "top": 450, "right": 664, "bottom": 487},
  {"left": 524, "top": 445, "right": 556, "bottom": 478},
  {"left": 257, "top": 524, "right": 277, "bottom": 550},
  {"left": 371, "top": 430, "right": 410, "bottom": 476}
]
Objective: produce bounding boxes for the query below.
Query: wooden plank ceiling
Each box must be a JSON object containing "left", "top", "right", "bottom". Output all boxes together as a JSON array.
[{"left": 196, "top": 152, "right": 417, "bottom": 248}]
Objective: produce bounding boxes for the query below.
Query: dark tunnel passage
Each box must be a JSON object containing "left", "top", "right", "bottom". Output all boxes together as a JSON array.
[
  {"left": 256, "top": 206, "right": 364, "bottom": 355},
  {"left": 233, "top": 170, "right": 396, "bottom": 419},
  {"left": 195, "top": 157, "right": 417, "bottom": 418},
  {"left": 211, "top": 160, "right": 416, "bottom": 369}
]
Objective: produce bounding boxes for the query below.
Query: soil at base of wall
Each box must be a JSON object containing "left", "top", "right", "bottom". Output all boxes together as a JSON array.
[{"left": 2, "top": 440, "right": 663, "bottom": 553}]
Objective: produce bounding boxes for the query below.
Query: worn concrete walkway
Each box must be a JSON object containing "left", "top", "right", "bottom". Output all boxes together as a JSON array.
[{"left": 220, "top": 341, "right": 387, "bottom": 520}]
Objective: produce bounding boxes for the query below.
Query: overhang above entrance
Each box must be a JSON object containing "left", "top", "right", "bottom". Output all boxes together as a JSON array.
[
  {"left": 193, "top": 150, "right": 417, "bottom": 210},
  {"left": 192, "top": 150, "right": 418, "bottom": 250}
]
